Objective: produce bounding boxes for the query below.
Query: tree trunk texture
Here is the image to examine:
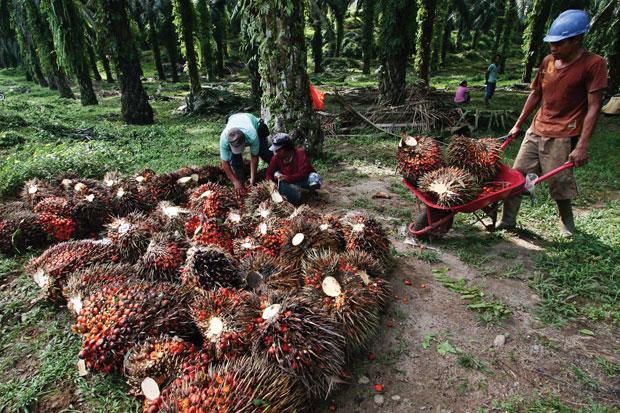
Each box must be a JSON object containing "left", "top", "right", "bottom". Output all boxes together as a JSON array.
[
  {"left": 441, "top": 19, "right": 452, "bottom": 63},
  {"left": 522, "top": 0, "right": 552, "bottom": 83},
  {"left": 326, "top": 14, "right": 337, "bottom": 57},
  {"left": 0, "top": 0, "right": 19, "bottom": 68},
  {"left": 414, "top": 0, "right": 437, "bottom": 85},
  {"left": 88, "top": 43, "right": 102, "bottom": 81},
  {"left": 255, "top": 0, "right": 323, "bottom": 157},
  {"left": 100, "top": 48, "right": 115, "bottom": 82},
  {"left": 609, "top": 1, "right": 620, "bottom": 94},
  {"left": 362, "top": 0, "right": 375, "bottom": 74},
  {"left": 161, "top": 0, "right": 180, "bottom": 82},
  {"left": 96, "top": 0, "right": 153, "bottom": 124},
  {"left": 212, "top": 0, "right": 227, "bottom": 77},
  {"left": 195, "top": 0, "right": 214, "bottom": 81},
  {"left": 431, "top": 0, "right": 448, "bottom": 72},
  {"left": 147, "top": 4, "right": 166, "bottom": 81},
  {"left": 492, "top": 0, "right": 506, "bottom": 55},
  {"left": 174, "top": 0, "right": 201, "bottom": 95},
  {"left": 311, "top": 0, "right": 323, "bottom": 73},
  {"left": 76, "top": 66, "right": 98, "bottom": 105},
  {"left": 56, "top": 68, "right": 74, "bottom": 98},
  {"left": 499, "top": 0, "right": 516, "bottom": 74},
  {"left": 335, "top": 12, "right": 344, "bottom": 57},
  {"left": 379, "top": 0, "right": 415, "bottom": 105},
  {"left": 32, "top": 48, "right": 48, "bottom": 87}
]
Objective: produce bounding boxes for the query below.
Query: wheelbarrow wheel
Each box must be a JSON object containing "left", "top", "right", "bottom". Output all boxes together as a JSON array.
[{"left": 413, "top": 207, "right": 454, "bottom": 238}]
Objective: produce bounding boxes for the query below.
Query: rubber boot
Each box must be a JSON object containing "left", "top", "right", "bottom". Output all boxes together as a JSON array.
[
  {"left": 556, "top": 199, "right": 576, "bottom": 238},
  {"left": 496, "top": 195, "right": 522, "bottom": 231}
]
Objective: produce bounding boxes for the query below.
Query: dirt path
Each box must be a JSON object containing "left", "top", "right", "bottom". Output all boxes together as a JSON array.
[{"left": 311, "top": 173, "right": 620, "bottom": 412}]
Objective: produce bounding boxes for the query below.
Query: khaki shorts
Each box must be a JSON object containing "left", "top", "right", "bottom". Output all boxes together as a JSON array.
[{"left": 512, "top": 130, "right": 578, "bottom": 200}]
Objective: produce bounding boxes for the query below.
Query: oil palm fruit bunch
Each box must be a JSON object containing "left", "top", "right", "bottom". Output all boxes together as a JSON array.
[
  {"left": 136, "top": 232, "right": 187, "bottom": 281},
  {"left": 64, "top": 263, "right": 134, "bottom": 315},
  {"left": 150, "top": 356, "right": 307, "bottom": 413},
  {"left": 73, "top": 281, "right": 194, "bottom": 373},
  {"left": 338, "top": 250, "right": 392, "bottom": 308},
  {"left": 186, "top": 216, "right": 234, "bottom": 254},
  {"left": 188, "top": 183, "right": 238, "bottom": 219},
  {"left": 70, "top": 187, "right": 113, "bottom": 236},
  {"left": 107, "top": 178, "right": 156, "bottom": 217},
  {"left": 280, "top": 217, "right": 341, "bottom": 270},
  {"left": 232, "top": 235, "right": 264, "bottom": 258},
  {"left": 253, "top": 217, "right": 290, "bottom": 257},
  {"left": 148, "top": 172, "right": 189, "bottom": 204},
  {"left": 191, "top": 288, "right": 260, "bottom": 361},
  {"left": 20, "top": 178, "right": 60, "bottom": 208},
  {"left": 253, "top": 292, "right": 345, "bottom": 398},
  {"left": 0, "top": 209, "right": 48, "bottom": 254},
  {"left": 182, "top": 245, "right": 241, "bottom": 290},
  {"left": 191, "top": 165, "right": 228, "bottom": 184},
  {"left": 106, "top": 212, "right": 154, "bottom": 263},
  {"left": 418, "top": 166, "right": 481, "bottom": 207},
  {"left": 26, "top": 239, "right": 116, "bottom": 302},
  {"left": 341, "top": 213, "right": 391, "bottom": 268},
  {"left": 0, "top": 200, "right": 29, "bottom": 216},
  {"left": 239, "top": 251, "right": 301, "bottom": 292},
  {"left": 103, "top": 171, "right": 124, "bottom": 188},
  {"left": 301, "top": 250, "right": 382, "bottom": 351},
  {"left": 318, "top": 213, "right": 346, "bottom": 251},
  {"left": 244, "top": 181, "right": 293, "bottom": 217},
  {"left": 124, "top": 336, "right": 197, "bottom": 397},
  {"left": 34, "top": 196, "right": 76, "bottom": 242},
  {"left": 396, "top": 135, "right": 444, "bottom": 186},
  {"left": 225, "top": 209, "right": 259, "bottom": 239},
  {"left": 447, "top": 135, "right": 502, "bottom": 181},
  {"left": 288, "top": 204, "right": 321, "bottom": 222},
  {"left": 148, "top": 201, "right": 192, "bottom": 234}
]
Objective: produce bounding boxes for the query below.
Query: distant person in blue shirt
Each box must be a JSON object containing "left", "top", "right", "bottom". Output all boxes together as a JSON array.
[
  {"left": 219, "top": 113, "right": 272, "bottom": 196},
  {"left": 485, "top": 54, "right": 501, "bottom": 107}
]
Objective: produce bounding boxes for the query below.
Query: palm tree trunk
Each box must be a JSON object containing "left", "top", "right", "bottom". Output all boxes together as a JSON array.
[
  {"left": 88, "top": 43, "right": 102, "bottom": 81},
  {"left": 161, "top": 0, "right": 179, "bottom": 82},
  {"left": 173, "top": 0, "right": 201, "bottom": 94},
  {"left": 415, "top": 0, "right": 438, "bottom": 85},
  {"left": 522, "top": 0, "right": 552, "bottom": 83},
  {"left": 362, "top": 0, "right": 375, "bottom": 74},
  {"left": 147, "top": 3, "right": 166, "bottom": 81},
  {"left": 212, "top": 0, "right": 227, "bottom": 77}
]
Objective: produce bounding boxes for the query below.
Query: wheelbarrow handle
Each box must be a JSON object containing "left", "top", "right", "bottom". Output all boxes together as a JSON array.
[
  {"left": 499, "top": 133, "right": 515, "bottom": 151},
  {"left": 533, "top": 161, "right": 575, "bottom": 185}
]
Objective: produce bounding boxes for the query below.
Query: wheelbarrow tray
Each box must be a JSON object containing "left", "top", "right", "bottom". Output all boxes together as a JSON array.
[{"left": 403, "top": 163, "right": 525, "bottom": 213}]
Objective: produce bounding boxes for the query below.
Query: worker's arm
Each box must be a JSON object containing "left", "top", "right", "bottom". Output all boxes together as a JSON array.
[
  {"left": 509, "top": 88, "right": 542, "bottom": 138},
  {"left": 569, "top": 91, "right": 603, "bottom": 167},
  {"left": 485, "top": 67, "right": 490, "bottom": 84},
  {"left": 249, "top": 155, "right": 259, "bottom": 186},
  {"left": 221, "top": 159, "right": 245, "bottom": 196}
]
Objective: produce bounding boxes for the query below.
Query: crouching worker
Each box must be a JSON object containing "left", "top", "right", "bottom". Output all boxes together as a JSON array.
[
  {"left": 220, "top": 113, "right": 272, "bottom": 196},
  {"left": 265, "top": 133, "right": 322, "bottom": 205}
]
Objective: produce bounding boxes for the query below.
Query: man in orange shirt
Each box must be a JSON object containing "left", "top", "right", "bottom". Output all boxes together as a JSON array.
[{"left": 497, "top": 10, "right": 608, "bottom": 237}]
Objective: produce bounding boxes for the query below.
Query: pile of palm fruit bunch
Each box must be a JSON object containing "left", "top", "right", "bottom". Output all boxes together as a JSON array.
[
  {"left": 5, "top": 164, "right": 394, "bottom": 411},
  {"left": 397, "top": 134, "right": 503, "bottom": 207}
]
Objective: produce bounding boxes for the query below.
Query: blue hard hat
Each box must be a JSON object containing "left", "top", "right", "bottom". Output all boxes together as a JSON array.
[{"left": 544, "top": 9, "right": 590, "bottom": 42}]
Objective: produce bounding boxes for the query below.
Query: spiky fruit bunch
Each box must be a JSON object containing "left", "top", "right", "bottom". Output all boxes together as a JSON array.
[
  {"left": 280, "top": 217, "right": 341, "bottom": 269},
  {"left": 224, "top": 209, "right": 258, "bottom": 239},
  {"left": 339, "top": 249, "right": 385, "bottom": 279},
  {"left": 341, "top": 214, "right": 391, "bottom": 267},
  {"left": 70, "top": 179, "right": 108, "bottom": 195},
  {"left": 188, "top": 183, "right": 238, "bottom": 219},
  {"left": 186, "top": 216, "right": 233, "bottom": 253},
  {"left": 37, "top": 212, "right": 76, "bottom": 241},
  {"left": 418, "top": 166, "right": 481, "bottom": 207},
  {"left": 244, "top": 181, "right": 294, "bottom": 218},
  {"left": 232, "top": 236, "right": 267, "bottom": 259},
  {"left": 70, "top": 188, "right": 113, "bottom": 236},
  {"left": 102, "top": 171, "right": 124, "bottom": 188},
  {"left": 146, "top": 172, "right": 189, "bottom": 204},
  {"left": 33, "top": 196, "right": 72, "bottom": 217},
  {"left": 191, "top": 165, "right": 228, "bottom": 185},
  {"left": 318, "top": 213, "right": 346, "bottom": 251},
  {"left": 182, "top": 246, "right": 241, "bottom": 290},
  {"left": 338, "top": 251, "right": 392, "bottom": 308},
  {"left": 20, "top": 178, "right": 59, "bottom": 208},
  {"left": 191, "top": 288, "right": 260, "bottom": 361},
  {"left": 64, "top": 263, "right": 134, "bottom": 315},
  {"left": 253, "top": 292, "right": 345, "bottom": 398},
  {"left": 108, "top": 179, "right": 156, "bottom": 216},
  {"left": 301, "top": 250, "right": 386, "bottom": 351},
  {"left": 0, "top": 210, "right": 48, "bottom": 254},
  {"left": 137, "top": 232, "right": 187, "bottom": 281},
  {"left": 397, "top": 135, "right": 445, "bottom": 186},
  {"left": 73, "top": 281, "right": 194, "bottom": 373},
  {"left": 287, "top": 204, "right": 322, "bottom": 221},
  {"left": 447, "top": 135, "right": 502, "bottom": 181},
  {"left": 124, "top": 336, "right": 197, "bottom": 396},
  {"left": 26, "top": 240, "right": 116, "bottom": 302},
  {"left": 253, "top": 217, "right": 289, "bottom": 256},
  {"left": 150, "top": 356, "right": 307, "bottom": 413},
  {"left": 148, "top": 201, "right": 192, "bottom": 234},
  {"left": 106, "top": 212, "right": 153, "bottom": 262},
  {"left": 0, "top": 201, "right": 30, "bottom": 216},
  {"left": 239, "top": 251, "right": 301, "bottom": 292}
]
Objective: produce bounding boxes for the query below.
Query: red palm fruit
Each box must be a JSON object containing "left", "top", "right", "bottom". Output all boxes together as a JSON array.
[
  {"left": 136, "top": 232, "right": 187, "bottom": 281},
  {"left": 20, "top": 178, "right": 60, "bottom": 208},
  {"left": 70, "top": 188, "right": 113, "bottom": 236},
  {"left": 239, "top": 251, "right": 301, "bottom": 292},
  {"left": 243, "top": 181, "right": 294, "bottom": 218},
  {"left": 318, "top": 213, "right": 346, "bottom": 251},
  {"left": 188, "top": 216, "right": 234, "bottom": 253},
  {"left": 74, "top": 281, "right": 195, "bottom": 373},
  {"left": 341, "top": 213, "right": 392, "bottom": 268},
  {"left": 106, "top": 212, "right": 154, "bottom": 262},
  {"left": 33, "top": 196, "right": 72, "bottom": 217},
  {"left": 447, "top": 135, "right": 502, "bottom": 181},
  {"left": 124, "top": 336, "right": 197, "bottom": 396},
  {"left": 148, "top": 201, "right": 192, "bottom": 234},
  {"left": 252, "top": 292, "right": 346, "bottom": 398},
  {"left": 191, "top": 288, "right": 260, "bottom": 361},
  {"left": 280, "top": 217, "right": 342, "bottom": 270},
  {"left": 225, "top": 209, "right": 259, "bottom": 239},
  {"left": 253, "top": 217, "right": 290, "bottom": 256},
  {"left": 37, "top": 212, "right": 76, "bottom": 241},
  {"left": 0, "top": 209, "right": 48, "bottom": 254},
  {"left": 147, "top": 172, "right": 191, "bottom": 204},
  {"left": 232, "top": 235, "right": 263, "bottom": 258},
  {"left": 418, "top": 166, "right": 481, "bottom": 207},
  {"left": 26, "top": 239, "right": 116, "bottom": 302},
  {"left": 107, "top": 178, "right": 157, "bottom": 217},
  {"left": 301, "top": 250, "right": 385, "bottom": 352},
  {"left": 191, "top": 165, "right": 228, "bottom": 185},
  {"left": 64, "top": 263, "right": 134, "bottom": 315},
  {"left": 182, "top": 245, "right": 241, "bottom": 290},
  {"left": 397, "top": 134, "right": 445, "bottom": 186},
  {"left": 188, "top": 183, "right": 238, "bottom": 219},
  {"left": 151, "top": 356, "right": 308, "bottom": 413}
]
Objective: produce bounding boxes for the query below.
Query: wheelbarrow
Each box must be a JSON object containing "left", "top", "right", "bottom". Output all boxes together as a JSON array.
[{"left": 404, "top": 134, "right": 575, "bottom": 238}]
